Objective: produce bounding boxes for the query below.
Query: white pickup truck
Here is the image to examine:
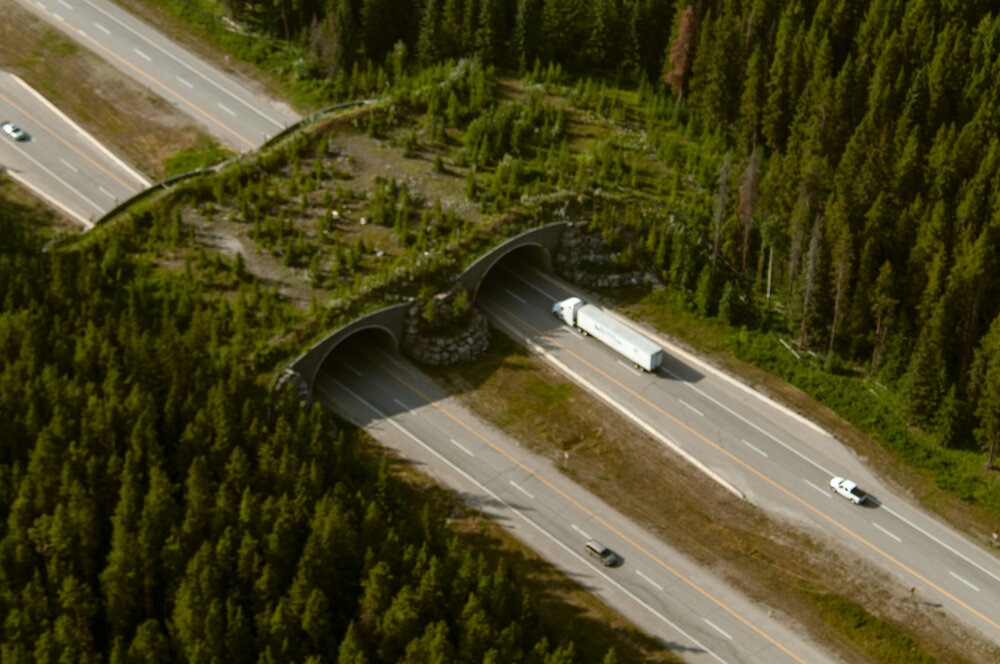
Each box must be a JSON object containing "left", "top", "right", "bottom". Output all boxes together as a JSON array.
[{"left": 830, "top": 477, "right": 871, "bottom": 505}]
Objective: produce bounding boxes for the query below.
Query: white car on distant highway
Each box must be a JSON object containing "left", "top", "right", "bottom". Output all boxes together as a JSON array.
[
  {"left": 830, "top": 477, "right": 871, "bottom": 505},
  {"left": 2, "top": 121, "right": 26, "bottom": 141}
]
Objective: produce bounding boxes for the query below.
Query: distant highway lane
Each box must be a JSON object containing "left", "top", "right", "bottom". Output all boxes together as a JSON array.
[
  {"left": 314, "top": 338, "right": 839, "bottom": 664},
  {"left": 476, "top": 261, "right": 1000, "bottom": 650},
  {"left": 15, "top": 0, "right": 300, "bottom": 152},
  {"left": 0, "top": 71, "right": 150, "bottom": 226}
]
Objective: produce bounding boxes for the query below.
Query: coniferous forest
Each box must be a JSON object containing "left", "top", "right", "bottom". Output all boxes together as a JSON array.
[
  {"left": 6, "top": 0, "right": 1000, "bottom": 661},
  {"left": 198, "top": 0, "right": 1000, "bottom": 493},
  {"left": 213, "top": 0, "right": 1000, "bottom": 465},
  {"left": 0, "top": 211, "right": 608, "bottom": 661}
]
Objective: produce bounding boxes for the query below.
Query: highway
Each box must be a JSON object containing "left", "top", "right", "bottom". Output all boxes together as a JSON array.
[
  {"left": 8, "top": 0, "right": 301, "bottom": 223},
  {"left": 475, "top": 260, "right": 1000, "bottom": 650},
  {"left": 0, "top": 70, "right": 150, "bottom": 226},
  {"left": 315, "top": 336, "right": 840, "bottom": 664},
  {"left": 15, "top": 0, "right": 300, "bottom": 152},
  {"left": 11, "top": 0, "right": 1000, "bottom": 654}
]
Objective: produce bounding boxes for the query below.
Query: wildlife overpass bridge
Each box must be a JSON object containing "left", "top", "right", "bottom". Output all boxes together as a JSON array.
[{"left": 286, "top": 222, "right": 568, "bottom": 392}]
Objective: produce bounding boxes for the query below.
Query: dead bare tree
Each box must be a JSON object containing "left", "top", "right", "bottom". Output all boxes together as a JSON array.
[
  {"left": 798, "top": 215, "right": 823, "bottom": 349},
  {"left": 737, "top": 145, "right": 761, "bottom": 272},
  {"left": 663, "top": 5, "right": 699, "bottom": 100},
  {"left": 712, "top": 151, "right": 731, "bottom": 277}
]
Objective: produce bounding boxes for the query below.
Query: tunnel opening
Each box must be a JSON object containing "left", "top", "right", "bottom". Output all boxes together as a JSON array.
[
  {"left": 466, "top": 243, "right": 556, "bottom": 303},
  {"left": 317, "top": 327, "right": 400, "bottom": 379}
]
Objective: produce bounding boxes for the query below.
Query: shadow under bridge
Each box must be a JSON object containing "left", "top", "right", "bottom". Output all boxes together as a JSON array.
[{"left": 285, "top": 222, "right": 569, "bottom": 394}]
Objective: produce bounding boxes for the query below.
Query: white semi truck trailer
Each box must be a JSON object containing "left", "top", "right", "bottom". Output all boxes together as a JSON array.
[{"left": 552, "top": 297, "right": 665, "bottom": 372}]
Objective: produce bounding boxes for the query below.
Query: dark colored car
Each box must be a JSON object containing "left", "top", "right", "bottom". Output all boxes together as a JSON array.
[{"left": 586, "top": 539, "right": 623, "bottom": 567}]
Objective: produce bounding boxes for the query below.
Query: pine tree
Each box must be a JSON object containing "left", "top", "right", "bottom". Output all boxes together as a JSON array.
[
  {"left": 311, "top": 0, "right": 356, "bottom": 76},
  {"left": 795, "top": 215, "right": 826, "bottom": 350},
  {"left": 514, "top": 0, "right": 544, "bottom": 72},
  {"left": 973, "top": 314, "right": 1000, "bottom": 468},
  {"left": 761, "top": 3, "right": 805, "bottom": 150},
  {"left": 457, "top": 594, "right": 493, "bottom": 662},
  {"left": 869, "top": 260, "right": 898, "bottom": 373},
  {"left": 900, "top": 301, "right": 949, "bottom": 425},
  {"left": 541, "top": 0, "right": 590, "bottom": 69},
  {"left": 401, "top": 620, "right": 454, "bottom": 663},
  {"left": 711, "top": 150, "right": 731, "bottom": 276},
  {"left": 137, "top": 464, "right": 178, "bottom": 619},
  {"left": 587, "top": 0, "right": 622, "bottom": 71},
  {"left": 377, "top": 585, "right": 422, "bottom": 660},
  {"left": 361, "top": 0, "right": 395, "bottom": 61},
  {"left": 100, "top": 454, "right": 145, "bottom": 638},
  {"left": 417, "top": 0, "right": 442, "bottom": 65},
  {"left": 301, "top": 589, "right": 333, "bottom": 652},
  {"left": 825, "top": 199, "right": 854, "bottom": 354},
  {"left": 127, "top": 619, "right": 172, "bottom": 664},
  {"left": 475, "top": 0, "right": 499, "bottom": 64},
  {"left": 338, "top": 621, "right": 370, "bottom": 664},
  {"left": 737, "top": 45, "right": 767, "bottom": 148}
]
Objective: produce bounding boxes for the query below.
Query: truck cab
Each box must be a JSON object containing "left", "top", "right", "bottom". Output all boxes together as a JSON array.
[
  {"left": 830, "top": 477, "right": 870, "bottom": 505},
  {"left": 552, "top": 297, "right": 584, "bottom": 326}
]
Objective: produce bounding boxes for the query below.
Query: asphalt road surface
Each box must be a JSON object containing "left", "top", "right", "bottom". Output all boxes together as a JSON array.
[
  {"left": 475, "top": 259, "right": 1000, "bottom": 650},
  {"left": 315, "top": 337, "right": 840, "bottom": 664},
  {"left": 0, "top": 71, "right": 150, "bottom": 226},
  {"left": 14, "top": 0, "right": 1000, "bottom": 653},
  {"left": 15, "top": 0, "right": 300, "bottom": 152}
]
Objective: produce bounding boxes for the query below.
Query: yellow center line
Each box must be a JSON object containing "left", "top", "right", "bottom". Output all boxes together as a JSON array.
[
  {"left": 487, "top": 298, "right": 1000, "bottom": 636},
  {"left": 0, "top": 90, "right": 143, "bottom": 194},
  {"left": 32, "top": 4, "right": 255, "bottom": 150},
  {"left": 368, "top": 351, "right": 811, "bottom": 663}
]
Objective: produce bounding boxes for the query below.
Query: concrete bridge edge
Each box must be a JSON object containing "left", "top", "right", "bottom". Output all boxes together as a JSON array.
[{"left": 283, "top": 221, "right": 570, "bottom": 393}]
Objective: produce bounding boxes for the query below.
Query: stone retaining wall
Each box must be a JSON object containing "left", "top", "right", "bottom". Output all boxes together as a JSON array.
[
  {"left": 553, "top": 221, "right": 659, "bottom": 289},
  {"left": 403, "top": 294, "right": 491, "bottom": 366}
]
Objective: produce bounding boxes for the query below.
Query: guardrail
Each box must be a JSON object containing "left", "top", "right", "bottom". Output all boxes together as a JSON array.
[{"left": 88, "top": 98, "right": 375, "bottom": 228}]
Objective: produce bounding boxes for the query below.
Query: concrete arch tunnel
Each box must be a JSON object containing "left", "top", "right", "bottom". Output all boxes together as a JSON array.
[{"left": 287, "top": 222, "right": 569, "bottom": 392}]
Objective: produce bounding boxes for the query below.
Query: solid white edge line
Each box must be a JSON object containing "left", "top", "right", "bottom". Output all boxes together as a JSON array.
[
  {"left": 486, "top": 312, "right": 745, "bottom": 500},
  {"left": 526, "top": 264, "right": 833, "bottom": 438},
  {"left": 526, "top": 277, "right": 1000, "bottom": 597},
  {"left": 9, "top": 72, "right": 153, "bottom": 188},
  {"left": 325, "top": 378, "right": 733, "bottom": 664},
  {"left": 78, "top": 0, "right": 291, "bottom": 129},
  {"left": 881, "top": 505, "right": 1000, "bottom": 586},
  {"left": 667, "top": 368, "right": 835, "bottom": 478}
]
